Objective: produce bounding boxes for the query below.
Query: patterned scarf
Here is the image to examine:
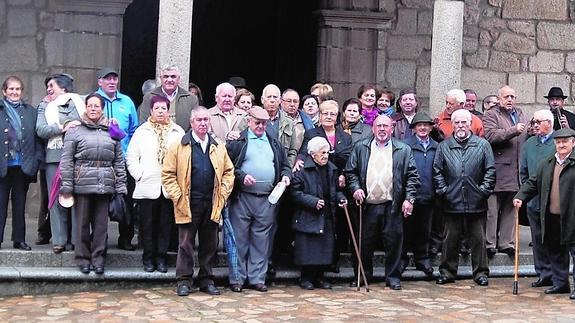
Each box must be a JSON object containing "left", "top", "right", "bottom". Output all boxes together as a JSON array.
[
  {"left": 341, "top": 119, "right": 359, "bottom": 135},
  {"left": 148, "top": 116, "right": 171, "bottom": 164},
  {"left": 2, "top": 98, "right": 23, "bottom": 161}
]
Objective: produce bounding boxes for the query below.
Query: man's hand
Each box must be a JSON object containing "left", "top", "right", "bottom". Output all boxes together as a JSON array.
[
  {"left": 512, "top": 199, "right": 522, "bottom": 209},
  {"left": 338, "top": 174, "right": 346, "bottom": 188},
  {"left": 559, "top": 114, "right": 570, "bottom": 129},
  {"left": 281, "top": 175, "right": 290, "bottom": 187},
  {"left": 243, "top": 174, "right": 256, "bottom": 186},
  {"left": 338, "top": 199, "right": 348, "bottom": 208},
  {"left": 226, "top": 130, "right": 240, "bottom": 141},
  {"left": 316, "top": 199, "right": 325, "bottom": 210},
  {"left": 516, "top": 122, "right": 526, "bottom": 133},
  {"left": 353, "top": 189, "right": 365, "bottom": 204},
  {"left": 402, "top": 200, "right": 413, "bottom": 218},
  {"left": 293, "top": 159, "right": 304, "bottom": 172},
  {"left": 62, "top": 120, "right": 81, "bottom": 133}
]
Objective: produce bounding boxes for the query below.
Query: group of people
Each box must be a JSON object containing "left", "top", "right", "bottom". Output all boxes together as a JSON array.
[{"left": 0, "top": 65, "right": 574, "bottom": 300}]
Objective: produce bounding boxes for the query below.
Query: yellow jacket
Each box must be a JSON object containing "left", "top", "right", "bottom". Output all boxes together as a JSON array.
[{"left": 162, "top": 132, "right": 235, "bottom": 224}]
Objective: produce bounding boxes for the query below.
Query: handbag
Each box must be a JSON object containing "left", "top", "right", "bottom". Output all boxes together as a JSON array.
[{"left": 109, "top": 193, "right": 130, "bottom": 224}]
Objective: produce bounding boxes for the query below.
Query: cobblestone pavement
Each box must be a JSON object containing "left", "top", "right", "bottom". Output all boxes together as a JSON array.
[{"left": 0, "top": 278, "right": 573, "bottom": 322}]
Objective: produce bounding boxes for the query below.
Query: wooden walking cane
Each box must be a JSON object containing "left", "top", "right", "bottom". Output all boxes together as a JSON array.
[
  {"left": 513, "top": 206, "right": 520, "bottom": 295},
  {"left": 343, "top": 204, "right": 370, "bottom": 292},
  {"left": 357, "top": 201, "right": 363, "bottom": 291}
]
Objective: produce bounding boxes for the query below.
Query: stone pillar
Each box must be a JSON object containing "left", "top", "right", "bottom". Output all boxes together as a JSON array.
[
  {"left": 156, "top": 0, "right": 193, "bottom": 87},
  {"left": 315, "top": 5, "right": 393, "bottom": 102},
  {"left": 428, "top": 0, "right": 464, "bottom": 117}
]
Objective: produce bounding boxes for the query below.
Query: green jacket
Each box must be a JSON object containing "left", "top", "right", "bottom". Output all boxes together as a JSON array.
[
  {"left": 519, "top": 134, "right": 555, "bottom": 212},
  {"left": 515, "top": 149, "right": 575, "bottom": 245}
]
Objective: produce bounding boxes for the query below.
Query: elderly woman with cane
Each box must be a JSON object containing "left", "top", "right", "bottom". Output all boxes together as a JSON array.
[{"left": 290, "top": 136, "right": 347, "bottom": 290}]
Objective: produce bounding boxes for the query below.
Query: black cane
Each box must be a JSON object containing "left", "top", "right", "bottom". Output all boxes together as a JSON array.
[{"left": 343, "top": 204, "right": 370, "bottom": 292}]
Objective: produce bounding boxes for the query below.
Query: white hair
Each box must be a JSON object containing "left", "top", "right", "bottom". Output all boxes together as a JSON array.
[
  {"left": 307, "top": 136, "right": 330, "bottom": 155},
  {"left": 446, "top": 89, "right": 466, "bottom": 104},
  {"left": 161, "top": 64, "right": 180, "bottom": 75},
  {"left": 215, "top": 82, "right": 236, "bottom": 97},
  {"left": 534, "top": 109, "right": 555, "bottom": 128},
  {"left": 451, "top": 109, "right": 472, "bottom": 123},
  {"left": 141, "top": 79, "right": 156, "bottom": 96}
]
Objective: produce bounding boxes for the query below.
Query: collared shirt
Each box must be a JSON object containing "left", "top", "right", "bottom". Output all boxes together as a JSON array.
[
  {"left": 162, "top": 87, "right": 178, "bottom": 102},
  {"left": 192, "top": 131, "right": 209, "bottom": 153},
  {"left": 509, "top": 109, "right": 518, "bottom": 125},
  {"left": 539, "top": 132, "right": 553, "bottom": 144},
  {"left": 555, "top": 152, "right": 568, "bottom": 166},
  {"left": 417, "top": 136, "right": 430, "bottom": 149},
  {"left": 372, "top": 139, "right": 391, "bottom": 150},
  {"left": 247, "top": 128, "right": 269, "bottom": 142}
]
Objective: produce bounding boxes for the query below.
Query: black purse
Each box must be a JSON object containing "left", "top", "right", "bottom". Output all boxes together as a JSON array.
[{"left": 109, "top": 193, "right": 131, "bottom": 224}]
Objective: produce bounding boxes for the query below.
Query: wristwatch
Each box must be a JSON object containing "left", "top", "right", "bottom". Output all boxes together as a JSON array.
[{"left": 408, "top": 198, "right": 415, "bottom": 204}]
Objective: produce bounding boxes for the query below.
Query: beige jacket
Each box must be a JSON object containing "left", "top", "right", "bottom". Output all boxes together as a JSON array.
[{"left": 207, "top": 105, "right": 247, "bottom": 141}]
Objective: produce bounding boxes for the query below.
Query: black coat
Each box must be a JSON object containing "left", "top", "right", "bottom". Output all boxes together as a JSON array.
[
  {"left": 0, "top": 100, "right": 40, "bottom": 178},
  {"left": 298, "top": 126, "right": 352, "bottom": 172}
]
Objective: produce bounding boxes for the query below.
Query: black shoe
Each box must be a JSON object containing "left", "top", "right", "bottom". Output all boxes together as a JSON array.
[
  {"left": 200, "top": 284, "right": 221, "bottom": 295},
  {"left": 35, "top": 237, "right": 50, "bottom": 245},
  {"left": 386, "top": 281, "right": 402, "bottom": 290},
  {"left": 156, "top": 261, "right": 168, "bottom": 273},
  {"left": 474, "top": 276, "right": 489, "bottom": 286},
  {"left": 300, "top": 280, "right": 314, "bottom": 290},
  {"left": 79, "top": 264, "right": 90, "bottom": 274},
  {"left": 487, "top": 248, "right": 498, "bottom": 257},
  {"left": 316, "top": 280, "right": 332, "bottom": 290},
  {"left": 436, "top": 275, "right": 455, "bottom": 285},
  {"left": 118, "top": 240, "right": 135, "bottom": 251},
  {"left": 177, "top": 283, "right": 191, "bottom": 296},
  {"left": 249, "top": 283, "right": 268, "bottom": 292},
  {"left": 416, "top": 264, "right": 435, "bottom": 277},
  {"left": 143, "top": 261, "right": 155, "bottom": 272},
  {"left": 531, "top": 278, "right": 553, "bottom": 288},
  {"left": 498, "top": 247, "right": 515, "bottom": 256},
  {"left": 13, "top": 242, "right": 31, "bottom": 251},
  {"left": 544, "top": 285, "right": 571, "bottom": 294},
  {"left": 94, "top": 266, "right": 105, "bottom": 275},
  {"left": 52, "top": 245, "right": 65, "bottom": 254},
  {"left": 570, "top": 291, "right": 575, "bottom": 300},
  {"left": 230, "top": 284, "right": 243, "bottom": 292}
]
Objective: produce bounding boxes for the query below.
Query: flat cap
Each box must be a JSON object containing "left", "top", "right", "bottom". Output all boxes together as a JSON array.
[
  {"left": 553, "top": 128, "right": 575, "bottom": 139},
  {"left": 248, "top": 106, "right": 270, "bottom": 120},
  {"left": 96, "top": 68, "right": 118, "bottom": 79},
  {"left": 409, "top": 112, "right": 434, "bottom": 129}
]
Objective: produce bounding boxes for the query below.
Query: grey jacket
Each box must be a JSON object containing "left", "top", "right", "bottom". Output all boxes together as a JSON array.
[
  {"left": 138, "top": 86, "right": 198, "bottom": 131},
  {"left": 59, "top": 116, "right": 127, "bottom": 195},
  {"left": 36, "top": 99, "right": 82, "bottom": 163}
]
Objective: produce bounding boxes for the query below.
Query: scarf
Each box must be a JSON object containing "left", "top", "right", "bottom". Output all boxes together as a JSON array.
[
  {"left": 341, "top": 119, "right": 359, "bottom": 135},
  {"left": 148, "top": 116, "right": 172, "bottom": 164},
  {"left": 2, "top": 98, "right": 23, "bottom": 161},
  {"left": 45, "top": 93, "right": 86, "bottom": 150},
  {"left": 361, "top": 107, "right": 379, "bottom": 126}
]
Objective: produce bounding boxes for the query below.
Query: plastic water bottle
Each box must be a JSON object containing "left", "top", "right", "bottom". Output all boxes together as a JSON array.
[{"left": 268, "top": 181, "right": 286, "bottom": 204}]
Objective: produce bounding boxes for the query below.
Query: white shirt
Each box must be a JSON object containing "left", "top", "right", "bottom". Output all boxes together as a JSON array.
[{"left": 192, "top": 131, "right": 209, "bottom": 153}]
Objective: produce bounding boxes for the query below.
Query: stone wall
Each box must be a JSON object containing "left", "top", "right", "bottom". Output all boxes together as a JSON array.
[{"left": 0, "top": 0, "right": 131, "bottom": 105}]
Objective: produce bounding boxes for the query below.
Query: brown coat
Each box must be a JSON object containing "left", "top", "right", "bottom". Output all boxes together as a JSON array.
[
  {"left": 161, "top": 132, "right": 235, "bottom": 224},
  {"left": 483, "top": 105, "right": 528, "bottom": 192},
  {"left": 207, "top": 105, "right": 247, "bottom": 141}
]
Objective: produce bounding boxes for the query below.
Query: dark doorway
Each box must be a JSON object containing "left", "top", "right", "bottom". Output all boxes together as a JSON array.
[{"left": 122, "top": 0, "right": 319, "bottom": 107}]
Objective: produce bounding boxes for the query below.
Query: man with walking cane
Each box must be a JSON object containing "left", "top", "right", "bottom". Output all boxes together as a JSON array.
[
  {"left": 514, "top": 128, "right": 575, "bottom": 300},
  {"left": 345, "top": 114, "right": 420, "bottom": 290}
]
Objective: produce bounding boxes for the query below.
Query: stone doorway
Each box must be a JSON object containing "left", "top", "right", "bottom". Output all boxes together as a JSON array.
[{"left": 121, "top": 0, "right": 319, "bottom": 107}]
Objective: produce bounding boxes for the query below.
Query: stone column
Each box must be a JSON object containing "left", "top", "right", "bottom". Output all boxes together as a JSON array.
[
  {"left": 428, "top": 0, "right": 464, "bottom": 117},
  {"left": 156, "top": 0, "right": 193, "bottom": 87}
]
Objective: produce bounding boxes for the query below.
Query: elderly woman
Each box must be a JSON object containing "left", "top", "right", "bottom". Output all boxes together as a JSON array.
[
  {"left": 337, "top": 98, "right": 372, "bottom": 144},
  {"left": 36, "top": 73, "right": 85, "bottom": 254},
  {"left": 126, "top": 95, "right": 184, "bottom": 272},
  {"left": 301, "top": 95, "right": 320, "bottom": 127},
  {"left": 290, "top": 136, "right": 347, "bottom": 289},
  {"left": 0, "top": 76, "right": 40, "bottom": 251},
  {"left": 377, "top": 88, "right": 395, "bottom": 117},
  {"left": 234, "top": 88, "right": 255, "bottom": 112},
  {"left": 357, "top": 84, "right": 379, "bottom": 126},
  {"left": 59, "top": 93, "right": 127, "bottom": 274}
]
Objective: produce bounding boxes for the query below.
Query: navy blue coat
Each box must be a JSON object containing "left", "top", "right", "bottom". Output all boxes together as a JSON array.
[{"left": 405, "top": 136, "right": 438, "bottom": 205}]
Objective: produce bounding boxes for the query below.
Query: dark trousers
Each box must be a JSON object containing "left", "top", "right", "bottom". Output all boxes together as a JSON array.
[
  {"left": 544, "top": 213, "right": 570, "bottom": 289},
  {"left": 527, "top": 209, "right": 552, "bottom": 282},
  {"left": 429, "top": 203, "right": 444, "bottom": 252},
  {"left": 353, "top": 202, "right": 402, "bottom": 284},
  {"left": 74, "top": 194, "right": 110, "bottom": 267},
  {"left": 0, "top": 167, "right": 31, "bottom": 243},
  {"left": 402, "top": 202, "right": 433, "bottom": 268},
  {"left": 440, "top": 212, "right": 489, "bottom": 280},
  {"left": 118, "top": 174, "right": 135, "bottom": 245},
  {"left": 176, "top": 200, "right": 218, "bottom": 288},
  {"left": 138, "top": 196, "right": 173, "bottom": 264},
  {"left": 301, "top": 265, "right": 326, "bottom": 283},
  {"left": 37, "top": 168, "right": 51, "bottom": 241}
]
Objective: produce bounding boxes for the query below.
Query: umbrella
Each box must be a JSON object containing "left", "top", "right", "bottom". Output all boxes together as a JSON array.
[
  {"left": 47, "top": 166, "right": 62, "bottom": 210},
  {"left": 222, "top": 207, "right": 240, "bottom": 282}
]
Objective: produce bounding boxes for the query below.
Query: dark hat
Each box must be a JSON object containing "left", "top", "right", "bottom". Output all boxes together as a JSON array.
[
  {"left": 96, "top": 68, "right": 119, "bottom": 79},
  {"left": 409, "top": 112, "right": 434, "bottom": 129},
  {"left": 553, "top": 128, "right": 575, "bottom": 139},
  {"left": 544, "top": 87, "right": 567, "bottom": 99},
  {"left": 248, "top": 106, "right": 270, "bottom": 120},
  {"left": 228, "top": 76, "right": 247, "bottom": 88}
]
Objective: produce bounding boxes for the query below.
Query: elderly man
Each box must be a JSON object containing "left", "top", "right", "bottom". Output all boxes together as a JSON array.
[
  {"left": 545, "top": 87, "right": 575, "bottom": 130},
  {"left": 226, "top": 106, "right": 291, "bottom": 293},
  {"left": 280, "top": 89, "right": 314, "bottom": 153},
  {"left": 95, "top": 67, "right": 138, "bottom": 250},
  {"left": 519, "top": 109, "right": 555, "bottom": 287},
  {"left": 514, "top": 128, "right": 575, "bottom": 300},
  {"left": 391, "top": 89, "right": 418, "bottom": 140},
  {"left": 260, "top": 84, "right": 297, "bottom": 164},
  {"left": 436, "top": 89, "right": 484, "bottom": 140},
  {"left": 345, "top": 114, "right": 420, "bottom": 290},
  {"left": 162, "top": 107, "right": 235, "bottom": 296},
  {"left": 208, "top": 82, "right": 247, "bottom": 142},
  {"left": 482, "top": 95, "right": 498, "bottom": 113},
  {"left": 483, "top": 85, "right": 528, "bottom": 256},
  {"left": 464, "top": 89, "right": 483, "bottom": 118},
  {"left": 138, "top": 65, "right": 198, "bottom": 130},
  {"left": 434, "top": 109, "right": 496, "bottom": 286}
]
